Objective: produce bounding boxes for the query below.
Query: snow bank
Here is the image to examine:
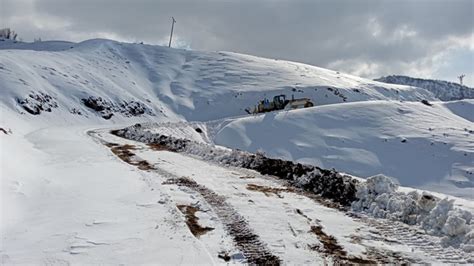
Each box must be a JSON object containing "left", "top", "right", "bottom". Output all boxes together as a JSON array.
[
  {"left": 113, "top": 124, "right": 358, "bottom": 206},
  {"left": 352, "top": 175, "right": 474, "bottom": 251}
]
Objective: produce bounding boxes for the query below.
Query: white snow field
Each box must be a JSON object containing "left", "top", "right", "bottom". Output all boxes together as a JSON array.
[
  {"left": 212, "top": 100, "right": 474, "bottom": 199},
  {"left": 1, "top": 39, "right": 473, "bottom": 264}
]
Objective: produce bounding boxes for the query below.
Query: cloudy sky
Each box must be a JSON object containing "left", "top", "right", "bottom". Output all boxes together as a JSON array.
[{"left": 2, "top": 0, "right": 473, "bottom": 86}]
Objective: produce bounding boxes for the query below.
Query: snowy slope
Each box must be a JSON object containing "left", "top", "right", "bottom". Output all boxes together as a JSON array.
[
  {"left": 376, "top": 75, "right": 474, "bottom": 101},
  {"left": 1, "top": 39, "right": 473, "bottom": 264},
  {"left": 0, "top": 39, "right": 436, "bottom": 123},
  {"left": 212, "top": 100, "right": 474, "bottom": 199},
  {"left": 0, "top": 125, "right": 221, "bottom": 264}
]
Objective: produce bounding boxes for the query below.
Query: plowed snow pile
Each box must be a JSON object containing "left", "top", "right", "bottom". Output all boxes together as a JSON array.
[{"left": 352, "top": 175, "right": 474, "bottom": 252}]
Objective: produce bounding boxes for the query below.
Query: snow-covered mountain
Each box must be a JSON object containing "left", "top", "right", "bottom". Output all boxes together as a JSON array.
[
  {"left": 375, "top": 75, "right": 474, "bottom": 101},
  {"left": 1, "top": 39, "right": 474, "bottom": 264}
]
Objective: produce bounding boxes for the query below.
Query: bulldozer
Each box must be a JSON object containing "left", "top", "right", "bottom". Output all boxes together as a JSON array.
[{"left": 246, "top": 94, "right": 314, "bottom": 114}]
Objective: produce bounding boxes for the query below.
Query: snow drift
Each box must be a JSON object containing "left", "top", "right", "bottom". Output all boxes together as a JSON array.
[{"left": 212, "top": 100, "right": 474, "bottom": 199}]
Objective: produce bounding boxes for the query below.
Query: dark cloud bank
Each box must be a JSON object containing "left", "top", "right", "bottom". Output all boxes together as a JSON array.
[{"left": 2, "top": 0, "right": 473, "bottom": 84}]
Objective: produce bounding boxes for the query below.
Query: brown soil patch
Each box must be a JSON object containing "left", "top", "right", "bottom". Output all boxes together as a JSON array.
[
  {"left": 110, "top": 144, "right": 136, "bottom": 163},
  {"left": 280, "top": 207, "right": 375, "bottom": 265},
  {"left": 246, "top": 183, "right": 294, "bottom": 198},
  {"left": 109, "top": 144, "right": 154, "bottom": 170},
  {"left": 177, "top": 204, "right": 214, "bottom": 238},
  {"left": 147, "top": 143, "right": 171, "bottom": 151},
  {"left": 310, "top": 225, "right": 347, "bottom": 257},
  {"left": 135, "top": 160, "right": 154, "bottom": 170},
  {"left": 105, "top": 142, "right": 119, "bottom": 147},
  {"left": 310, "top": 225, "right": 377, "bottom": 264}
]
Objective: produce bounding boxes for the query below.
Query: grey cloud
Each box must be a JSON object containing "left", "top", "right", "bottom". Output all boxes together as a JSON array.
[{"left": 3, "top": 0, "right": 473, "bottom": 83}]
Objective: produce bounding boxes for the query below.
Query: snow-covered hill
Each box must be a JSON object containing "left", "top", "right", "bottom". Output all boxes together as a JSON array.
[
  {"left": 1, "top": 39, "right": 435, "bottom": 124},
  {"left": 1, "top": 39, "right": 474, "bottom": 264},
  {"left": 375, "top": 75, "right": 474, "bottom": 101},
  {"left": 211, "top": 100, "right": 474, "bottom": 199}
]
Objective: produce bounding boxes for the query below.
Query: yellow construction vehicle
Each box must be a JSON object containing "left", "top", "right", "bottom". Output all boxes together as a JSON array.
[{"left": 246, "top": 94, "right": 314, "bottom": 114}]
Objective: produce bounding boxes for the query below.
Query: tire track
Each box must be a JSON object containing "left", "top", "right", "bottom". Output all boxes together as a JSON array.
[
  {"left": 164, "top": 177, "right": 281, "bottom": 265},
  {"left": 349, "top": 213, "right": 474, "bottom": 264},
  {"left": 96, "top": 136, "right": 281, "bottom": 264}
]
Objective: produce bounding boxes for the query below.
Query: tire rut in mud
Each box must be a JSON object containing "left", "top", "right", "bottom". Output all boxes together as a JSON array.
[{"left": 164, "top": 177, "right": 281, "bottom": 265}]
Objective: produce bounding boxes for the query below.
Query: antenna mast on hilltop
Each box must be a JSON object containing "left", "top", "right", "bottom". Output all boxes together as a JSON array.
[
  {"left": 168, "top": 17, "right": 176, "bottom": 48},
  {"left": 458, "top": 74, "right": 465, "bottom": 85}
]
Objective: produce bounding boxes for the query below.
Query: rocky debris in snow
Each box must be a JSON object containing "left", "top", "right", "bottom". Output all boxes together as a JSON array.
[
  {"left": 352, "top": 174, "right": 474, "bottom": 251},
  {"left": 17, "top": 92, "right": 58, "bottom": 115},
  {"left": 112, "top": 124, "right": 359, "bottom": 207},
  {"left": 81, "top": 96, "right": 113, "bottom": 119},
  {"left": 82, "top": 96, "right": 155, "bottom": 119},
  {"left": 118, "top": 100, "right": 155, "bottom": 117},
  {"left": 326, "top": 87, "right": 348, "bottom": 102},
  {"left": 217, "top": 251, "right": 231, "bottom": 262},
  {"left": 69, "top": 108, "right": 83, "bottom": 115}
]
